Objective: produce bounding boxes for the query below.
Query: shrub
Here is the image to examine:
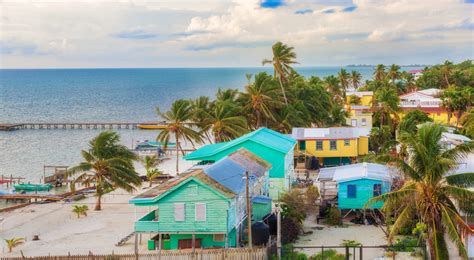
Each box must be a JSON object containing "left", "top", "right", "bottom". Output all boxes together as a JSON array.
[
  {"left": 72, "top": 205, "right": 89, "bottom": 218},
  {"left": 340, "top": 240, "right": 362, "bottom": 247},
  {"left": 311, "top": 249, "right": 346, "bottom": 260},
  {"left": 390, "top": 237, "right": 419, "bottom": 252},
  {"left": 326, "top": 207, "right": 342, "bottom": 226},
  {"left": 305, "top": 185, "right": 320, "bottom": 213},
  {"left": 281, "top": 217, "right": 301, "bottom": 244}
]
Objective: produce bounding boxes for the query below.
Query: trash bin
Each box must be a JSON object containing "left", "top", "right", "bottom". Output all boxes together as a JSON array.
[{"left": 148, "top": 239, "right": 155, "bottom": 250}]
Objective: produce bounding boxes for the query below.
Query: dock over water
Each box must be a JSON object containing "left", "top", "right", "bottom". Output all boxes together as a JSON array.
[{"left": 0, "top": 122, "right": 165, "bottom": 131}]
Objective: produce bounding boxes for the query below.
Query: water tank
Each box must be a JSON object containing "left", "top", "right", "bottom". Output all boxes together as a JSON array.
[
  {"left": 263, "top": 213, "right": 277, "bottom": 235},
  {"left": 251, "top": 221, "right": 270, "bottom": 246}
]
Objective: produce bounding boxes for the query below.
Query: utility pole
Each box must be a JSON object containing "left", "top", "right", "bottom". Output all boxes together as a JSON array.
[
  {"left": 245, "top": 171, "right": 252, "bottom": 249},
  {"left": 276, "top": 204, "right": 282, "bottom": 260}
]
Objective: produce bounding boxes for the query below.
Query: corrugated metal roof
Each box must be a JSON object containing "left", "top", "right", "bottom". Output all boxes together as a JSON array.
[
  {"left": 318, "top": 163, "right": 394, "bottom": 183},
  {"left": 184, "top": 128, "right": 296, "bottom": 160},
  {"left": 252, "top": 195, "right": 272, "bottom": 204},
  {"left": 291, "top": 127, "right": 371, "bottom": 140}
]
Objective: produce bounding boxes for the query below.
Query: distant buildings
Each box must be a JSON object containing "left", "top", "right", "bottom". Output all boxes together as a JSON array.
[
  {"left": 130, "top": 148, "right": 272, "bottom": 250},
  {"left": 345, "top": 91, "right": 373, "bottom": 128},
  {"left": 407, "top": 69, "right": 424, "bottom": 80},
  {"left": 292, "top": 127, "right": 370, "bottom": 167},
  {"left": 184, "top": 128, "right": 296, "bottom": 199}
]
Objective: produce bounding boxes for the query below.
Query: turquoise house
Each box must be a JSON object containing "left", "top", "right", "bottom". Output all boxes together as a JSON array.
[
  {"left": 130, "top": 148, "right": 272, "bottom": 250},
  {"left": 184, "top": 128, "right": 296, "bottom": 199},
  {"left": 318, "top": 163, "right": 393, "bottom": 209}
]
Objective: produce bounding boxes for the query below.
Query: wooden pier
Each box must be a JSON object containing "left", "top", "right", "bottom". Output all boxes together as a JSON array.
[{"left": 0, "top": 122, "right": 144, "bottom": 131}]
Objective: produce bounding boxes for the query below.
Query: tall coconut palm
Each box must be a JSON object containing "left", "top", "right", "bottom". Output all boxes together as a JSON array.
[
  {"left": 241, "top": 73, "right": 283, "bottom": 129},
  {"left": 373, "top": 88, "right": 400, "bottom": 127},
  {"left": 141, "top": 155, "right": 162, "bottom": 187},
  {"left": 401, "top": 72, "right": 417, "bottom": 93},
  {"left": 68, "top": 131, "right": 141, "bottom": 210},
  {"left": 350, "top": 70, "right": 362, "bottom": 89},
  {"left": 387, "top": 64, "right": 401, "bottom": 82},
  {"left": 440, "top": 60, "right": 453, "bottom": 87},
  {"left": 216, "top": 88, "right": 239, "bottom": 103},
  {"left": 324, "top": 75, "right": 342, "bottom": 102},
  {"left": 368, "top": 123, "right": 474, "bottom": 259},
  {"left": 202, "top": 101, "right": 248, "bottom": 142},
  {"left": 262, "top": 41, "right": 298, "bottom": 104},
  {"left": 157, "top": 99, "right": 203, "bottom": 174},
  {"left": 191, "top": 96, "right": 212, "bottom": 142},
  {"left": 374, "top": 64, "right": 386, "bottom": 81},
  {"left": 338, "top": 69, "right": 351, "bottom": 100}
]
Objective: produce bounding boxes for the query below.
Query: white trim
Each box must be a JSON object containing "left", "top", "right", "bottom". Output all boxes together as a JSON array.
[{"left": 195, "top": 203, "right": 206, "bottom": 222}]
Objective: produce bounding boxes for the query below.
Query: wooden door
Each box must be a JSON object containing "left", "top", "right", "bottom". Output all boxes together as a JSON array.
[{"left": 178, "top": 238, "right": 202, "bottom": 249}]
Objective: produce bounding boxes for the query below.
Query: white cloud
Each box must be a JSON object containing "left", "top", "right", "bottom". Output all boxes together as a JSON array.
[{"left": 1, "top": 0, "right": 473, "bottom": 68}]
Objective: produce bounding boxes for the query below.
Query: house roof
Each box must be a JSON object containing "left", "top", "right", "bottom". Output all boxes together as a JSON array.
[
  {"left": 184, "top": 128, "right": 296, "bottom": 160},
  {"left": 400, "top": 88, "right": 440, "bottom": 99},
  {"left": 204, "top": 148, "right": 271, "bottom": 194},
  {"left": 291, "top": 127, "right": 371, "bottom": 140},
  {"left": 318, "top": 163, "right": 395, "bottom": 183},
  {"left": 346, "top": 91, "right": 373, "bottom": 97}
]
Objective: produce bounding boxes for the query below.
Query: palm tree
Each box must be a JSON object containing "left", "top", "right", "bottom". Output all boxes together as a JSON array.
[
  {"left": 202, "top": 101, "right": 248, "bottom": 142},
  {"left": 191, "top": 96, "right": 211, "bottom": 141},
  {"left": 460, "top": 109, "right": 474, "bottom": 138},
  {"left": 368, "top": 123, "right": 474, "bottom": 259},
  {"left": 373, "top": 88, "right": 400, "bottom": 127},
  {"left": 324, "top": 75, "right": 342, "bottom": 102},
  {"left": 241, "top": 73, "right": 283, "bottom": 129},
  {"left": 387, "top": 64, "right": 401, "bottom": 82},
  {"left": 401, "top": 72, "right": 417, "bottom": 93},
  {"left": 328, "top": 105, "right": 349, "bottom": 126},
  {"left": 338, "top": 69, "right": 351, "bottom": 100},
  {"left": 374, "top": 64, "right": 386, "bottom": 81},
  {"left": 141, "top": 155, "right": 162, "bottom": 187},
  {"left": 5, "top": 238, "right": 24, "bottom": 253},
  {"left": 157, "top": 99, "right": 203, "bottom": 174},
  {"left": 440, "top": 60, "right": 453, "bottom": 87},
  {"left": 350, "top": 70, "right": 362, "bottom": 89},
  {"left": 262, "top": 41, "right": 298, "bottom": 104},
  {"left": 68, "top": 131, "right": 142, "bottom": 210},
  {"left": 72, "top": 205, "right": 89, "bottom": 218},
  {"left": 216, "top": 88, "right": 239, "bottom": 103},
  {"left": 272, "top": 103, "right": 310, "bottom": 133}
]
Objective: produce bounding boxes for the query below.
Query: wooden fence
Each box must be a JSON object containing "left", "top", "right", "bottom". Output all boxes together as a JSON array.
[{"left": 1, "top": 247, "right": 267, "bottom": 260}]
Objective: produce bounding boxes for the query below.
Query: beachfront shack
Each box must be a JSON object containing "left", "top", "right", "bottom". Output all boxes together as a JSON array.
[
  {"left": 292, "top": 127, "right": 370, "bottom": 167},
  {"left": 184, "top": 127, "right": 296, "bottom": 199},
  {"left": 318, "top": 163, "right": 393, "bottom": 209},
  {"left": 130, "top": 148, "right": 272, "bottom": 250}
]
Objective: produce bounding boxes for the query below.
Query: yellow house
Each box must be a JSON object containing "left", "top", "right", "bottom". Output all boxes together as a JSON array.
[
  {"left": 399, "top": 88, "right": 456, "bottom": 125},
  {"left": 346, "top": 91, "right": 373, "bottom": 128},
  {"left": 292, "top": 127, "right": 370, "bottom": 167}
]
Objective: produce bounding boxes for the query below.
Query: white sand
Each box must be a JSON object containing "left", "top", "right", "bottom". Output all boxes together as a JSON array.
[{"left": 0, "top": 155, "right": 194, "bottom": 257}]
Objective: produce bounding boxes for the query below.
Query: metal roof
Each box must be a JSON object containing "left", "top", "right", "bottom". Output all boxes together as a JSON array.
[
  {"left": 184, "top": 128, "right": 296, "bottom": 160},
  {"left": 291, "top": 127, "right": 371, "bottom": 140},
  {"left": 318, "top": 163, "right": 394, "bottom": 183}
]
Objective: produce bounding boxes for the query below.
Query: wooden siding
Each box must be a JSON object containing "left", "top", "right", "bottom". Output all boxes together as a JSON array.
[{"left": 337, "top": 179, "right": 390, "bottom": 209}]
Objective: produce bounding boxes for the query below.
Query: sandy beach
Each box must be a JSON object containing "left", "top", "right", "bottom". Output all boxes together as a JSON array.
[{"left": 0, "top": 155, "right": 195, "bottom": 257}]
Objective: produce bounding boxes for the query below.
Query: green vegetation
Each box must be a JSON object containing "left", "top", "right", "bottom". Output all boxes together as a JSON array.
[
  {"left": 326, "top": 207, "right": 342, "bottom": 226},
  {"left": 5, "top": 238, "right": 24, "bottom": 253},
  {"left": 68, "top": 131, "right": 142, "bottom": 210},
  {"left": 340, "top": 240, "right": 362, "bottom": 247},
  {"left": 141, "top": 155, "right": 162, "bottom": 187},
  {"left": 367, "top": 123, "right": 474, "bottom": 259},
  {"left": 311, "top": 249, "right": 346, "bottom": 260},
  {"left": 72, "top": 205, "right": 89, "bottom": 218}
]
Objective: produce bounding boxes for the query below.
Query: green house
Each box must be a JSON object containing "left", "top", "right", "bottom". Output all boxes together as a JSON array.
[
  {"left": 184, "top": 128, "right": 296, "bottom": 199},
  {"left": 130, "top": 148, "right": 272, "bottom": 250},
  {"left": 318, "top": 163, "right": 392, "bottom": 209}
]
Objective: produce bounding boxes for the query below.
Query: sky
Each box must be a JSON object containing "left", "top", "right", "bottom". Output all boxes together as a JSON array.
[{"left": 1, "top": 0, "right": 473, "bottom": 68}]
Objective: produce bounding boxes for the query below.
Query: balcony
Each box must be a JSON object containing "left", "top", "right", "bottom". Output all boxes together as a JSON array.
[
  {"left": 400, "top": 100, "right": 441, "bottom": 108},
  {"left": 135, "top": 210, "right": 160, "bottom": 232}
]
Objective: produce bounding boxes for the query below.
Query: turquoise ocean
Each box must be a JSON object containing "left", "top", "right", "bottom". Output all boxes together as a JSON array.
[{"left": 0, "top": 67, "right": 421, "bottom": 182}]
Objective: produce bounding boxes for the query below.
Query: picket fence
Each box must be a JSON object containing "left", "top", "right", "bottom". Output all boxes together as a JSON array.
[{"left": 1, "top": 247, "right": 267, "bottom": 260}]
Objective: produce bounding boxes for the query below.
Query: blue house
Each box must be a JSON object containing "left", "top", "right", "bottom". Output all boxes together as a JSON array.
[
  {"left": 318, "top": 163, "right": 393, "bottom": 209},
  {"left": 184, "top": 128, "right": 296, "bottom": 199},
  {"left": 129, "top": 148, "right": 272, "bottom": 250}
]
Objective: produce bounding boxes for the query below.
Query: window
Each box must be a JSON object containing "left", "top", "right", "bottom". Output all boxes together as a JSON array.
[
  {"left": 361, "top": 118, "right": 367, "bottom": 126},
  {"left": 373, "top": 184, "right": 382, "bottom": 197},
  {"left": 330, "top": 140, "right": 337, "bottom": 150},
  {"left": 195, "top": 203, "right": 206, "bottom": 222},
  {"left": 344, "top": 140, "right": 350, "bottom": 146},
  {"left": 213, "top": 234, "right": 225, "bottom": 242},
  {"left": 299, "top": 140, "right": 306, "bottom": 150},
  {"left": 188, "top": 185, "right": 198, "bottom": 195},
  {"left": 316, "top": 141, "right": 323, "bottom": 150},
  {"left": 347, "top": 185, "right": 357, "bottom": 198},
  {"left": 153, "top": 209, "right": 159, "bottom": 222},
  {"left": 351, "top": 119, "right": 357, "bottom": 127},
  {"left": 174, "top": 203, "right": 185, "bottom": 221}
]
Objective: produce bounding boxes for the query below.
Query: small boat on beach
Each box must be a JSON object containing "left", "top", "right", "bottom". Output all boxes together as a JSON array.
[
  {"left": 135, "top": 140, "right": 176, "bottom": 151},
  {"left": 137, "top": 122, "right": 168, "bottom": 130},
  {"left": 14, "top": 183, "right": 53, "bottom": 192}
]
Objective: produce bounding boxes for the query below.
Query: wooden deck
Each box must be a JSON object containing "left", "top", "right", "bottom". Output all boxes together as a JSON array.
[
  {"left": 0, "top": 122, "right": 168, "bottom": 131},
  {"left": 0, "top": 194, "right": 63, "bottom": 201}
]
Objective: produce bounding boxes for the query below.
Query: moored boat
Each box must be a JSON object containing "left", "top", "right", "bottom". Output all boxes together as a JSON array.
[
  {"left": 137, "top": 122, "right": 168, "bottom": 130},
  {"left": 14, "top": 183, "right": 53, "bottom": 192}
]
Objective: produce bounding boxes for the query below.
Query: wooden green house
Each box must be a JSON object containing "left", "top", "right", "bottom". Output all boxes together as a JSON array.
[
  {"left": 184, "top": 128, "right": 296, "bottom": 199},
  {"left": 130, "top": 148, "right": 272, "bottom": 250},
  {"left": 318, "top": 163, "right": 393, "bottom": 209}
]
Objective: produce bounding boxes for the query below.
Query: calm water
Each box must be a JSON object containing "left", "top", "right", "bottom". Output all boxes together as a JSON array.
[{"left": 0, "top": 67, "right": 421, "bottom": 182}]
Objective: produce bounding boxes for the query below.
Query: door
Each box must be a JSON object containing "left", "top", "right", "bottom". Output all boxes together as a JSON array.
[
  {"left": 351, "top": 119, "right": 357, "bottom": 127},
  {"left": 178, "top": 238, "right": 202, "bottom": 249}
]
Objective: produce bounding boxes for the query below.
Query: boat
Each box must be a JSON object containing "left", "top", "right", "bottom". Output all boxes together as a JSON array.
[
  {"left": 137, "top": 122, "right": 168, "bottom": 130},
  {"left": 135, "top": 140, "right": 176, "bottom": 151},
  {"left": 13, "top": 183, "right": 53, "bottom": 192}
]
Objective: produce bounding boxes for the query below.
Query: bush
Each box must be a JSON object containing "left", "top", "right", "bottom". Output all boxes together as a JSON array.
[
  {"left": 305, "top": 185, "right": 319, "bottom": 214},
  {"left": 281, "top": 217, "right": 301, "bottom": 244},
  {"left": 340, "top": 240, "right": 362, "bottom": 247},
  {"left": 390, "top": 237, "right": 419, "bottom": 252},
  {"left": 326, "top": 207, "right": 342, "bottom": 226},
  {"left": 72, "top": 194, "right": 86, "bottom": 201},
  {"left": 281, "top": 245, "right": 308, "bottom": 260},
  {"left": 311, "top": 249, "right": 346, "bottom": 260}
]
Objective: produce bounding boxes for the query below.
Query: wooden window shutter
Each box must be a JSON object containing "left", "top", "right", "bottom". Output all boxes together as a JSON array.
[
  {"left": 195, "top": 203, "right": 206, "bottom": 222},
  {"left": 174, "top": 203, "right": 185, "bottom": 221}
]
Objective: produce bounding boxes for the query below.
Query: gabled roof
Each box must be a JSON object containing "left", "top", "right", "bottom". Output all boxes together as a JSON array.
[
  {"left": 184, "top": 128, "right": 296, "bottom": 160},
  {"left": 318, "top": 163, "right": 395, "bottom": 183},
  {"left": 204, "top": 148, "right": 271, "bottom": 194},
  {"left": 292, "top": 127, "right": 371, "bottom": 140}
]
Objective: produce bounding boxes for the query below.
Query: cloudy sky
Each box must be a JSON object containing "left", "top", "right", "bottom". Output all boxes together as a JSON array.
[{"left": 1, "top": 0, "right": 473, "bottom": 68}]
